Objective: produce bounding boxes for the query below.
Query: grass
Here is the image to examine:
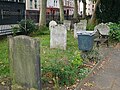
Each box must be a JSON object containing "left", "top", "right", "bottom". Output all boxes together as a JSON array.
[
  {"left": 0, "top": 31, "right": 90, "bottom": 88},
  {"left": 0, "top": 31, "right": 80, "bottom": 77},
  {"left": 0, "top": 37, "right": 9, "bottom": 78},
  {"left": 37, "top": 31, "right": 80, "bottom": 65}
]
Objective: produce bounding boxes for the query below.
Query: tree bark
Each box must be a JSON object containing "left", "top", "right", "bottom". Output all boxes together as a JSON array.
[
  {"left": 82, "top": 0, "right": 86, "bottom": 18},
  {"left": 90, "top": 0, "right": 101, "bottom": 24},
  {"left": 39, "top": 0, "right": 47, "bottom": 26},
  {"left": 59, "top": 0, "right": 64, "bottom": 23},
  {"left": 73, "top": 0, "right": 78, "bottom": 19}
]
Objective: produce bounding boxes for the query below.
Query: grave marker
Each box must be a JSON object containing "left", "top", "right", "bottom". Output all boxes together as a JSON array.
[
  {"left": 64, "top": 20, "right": 71, "bottom": 30},
  {"left": 9, "top": 35, "right": 41, "bottom": 90},
  {"left": 74, "top": 22, "right": 86, "bottom": 38},
  {"left": 49, "top": 20, "right": 57, "bottom": 31},
  {"left": 50, "top": 25, "right": 67, "bottom": 50}
]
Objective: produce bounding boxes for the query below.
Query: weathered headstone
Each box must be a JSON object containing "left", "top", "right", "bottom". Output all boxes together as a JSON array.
[
  {"left": 80, "top": 19, "right": 87, "bottom": 30},
  {"left": 94, "top": 23, "right": 110, "bottom": 35},
  {"left": 49, "top": 20, "right": 57, "bottom": 31},
  {"left": 74, "top": 22, "right": 86, "bottom": 38},
  {"left": 9, "top": 35, "right": 41, "bottom": 90},
  {"left": 50, "top": 24, "right": 67, "bottom": 50},
  {"left": 64, "top": 20, "right": 71, "bottom": 30}
]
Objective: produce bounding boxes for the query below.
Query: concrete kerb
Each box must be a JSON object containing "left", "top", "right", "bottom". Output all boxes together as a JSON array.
[{"left": 75, "top": 47, "right": 112, "bottom": 90}]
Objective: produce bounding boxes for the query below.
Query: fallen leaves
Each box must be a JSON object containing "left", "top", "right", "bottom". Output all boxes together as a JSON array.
[
  {"left": 1, "top": 81, "right": 5, "bottom": 85},
  {"left": 84, "top": 82, "right": 94, "bottom": 87}
]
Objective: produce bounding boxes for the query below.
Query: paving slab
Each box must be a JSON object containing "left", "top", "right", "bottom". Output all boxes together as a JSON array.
[{"left": 78, "top": 44, "right": 120, "bottom": 90}]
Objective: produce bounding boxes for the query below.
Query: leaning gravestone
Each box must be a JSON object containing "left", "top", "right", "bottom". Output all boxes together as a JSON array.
[
  {"left": 9, "top": 35, "right": 41, "bottom": 90},
  {"left": 64, "top": 20, "right": 71, "bottom": 30},
  {"left": 49, "top": 20, "right": 57, "bottom": 31},
  {"left": 94, "top": 23, "right": 110, "bottom": 35},
  {"left": 74, "top": 22, "right": 86, "bottom": 38},
  {"left": 50, "top": 24, "right": 67, "bottom": 50}
]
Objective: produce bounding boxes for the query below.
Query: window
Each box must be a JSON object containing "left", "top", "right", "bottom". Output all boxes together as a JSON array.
[
  {"left": 54, "top": 0, "right": 55, "bottom": 6},
  {"left": 35, "top": 4, "right": 37, "bottom": 9},
  {"left": 30, "top": 0, "right": 32, "bottom": 9},
  {"left": 56, "top": 0, "right": 57, "bottom": 6},
  {"left": 34, "top": 0, "right": 37, "bottom": 9}
]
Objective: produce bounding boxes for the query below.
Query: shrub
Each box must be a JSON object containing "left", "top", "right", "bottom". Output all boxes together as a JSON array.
[
  {"left": 42, "top": 60, "right": 78, "bottom": 86},
  {"left": 109, "top": 23, "right": 120, "bottom": 42},
  {"left": 42, "top": 51, "right": 89, "bottom": 86},
  {"left": 12, "top": 19, "right": 38, "bottom": 35},
  {"left": 32, "top": 25, "right": 50, "bottom": 35},
  {"left": 81, "top": 49, "right": 101, "bottom": 63},
  {"left": 86, "top": 23, "right": 95, "bottom": 31}
]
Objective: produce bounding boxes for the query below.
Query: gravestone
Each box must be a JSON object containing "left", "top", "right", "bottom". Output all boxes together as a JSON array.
[
  {"left": 94, "top": 23, "right": 110, "bottom": 35},
  {"left": 50, "top": 24, "right": 67, "bottom": 50},
  {"left": 74, "top": 22, "right": 86, "bottom": 38},
  {"left": 80, "top": 19, "right": 87, "bottom": 30},
  {"left": 49, "top": 20, "right": 57, "bottom": 31},
  {"left": 9, "top": 35, "right": 41, "bottom": 90},
  {"left": 64, "top": 20, "right": 71, "bottom": 30}
]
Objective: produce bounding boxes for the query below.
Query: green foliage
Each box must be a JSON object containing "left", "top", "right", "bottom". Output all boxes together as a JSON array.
[
  {"left": 0, "top": 31, "right": 90, "bottom": 87},
  {"left": 78, "top": 68, "right": 89, "bottom": 79},
  {"left": 96, "top": 0, "right": 120, "bottom": 23},
  {"left": 42, "top": 50, "right": 89, "bottom": 86},
  {"left": 12, "top": 26, "right": 19, "bottom": 36},
  {"left": 42, "top": 60, "right": 77, "bottom": 85},
  {"left": 32, "top": 25, "right": 50, "bottom": 35},
  {"left": 0, "top": 38, "right": 9, "bottom": 78},
  {"left": 109, "top": 23, "right": 120, "bottom": 42},
  {"left": 86, "top": 23, "right": 95, "bottom": 31},
  {"left": 71, "top": 51, "right": 83, "bottom": 67},
  {"left": 12, "top": 19, "right": 38, "bottom": 35},
  {"left": 40, "top": 32, "right": 89, "bottom": 87},
  {"left": 81, "top": 49, "right": 101, "bottom": 63}
]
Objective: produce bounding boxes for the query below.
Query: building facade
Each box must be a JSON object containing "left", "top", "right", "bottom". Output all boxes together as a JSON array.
[
  {"left": 78, "top": 0, "right": 95, "bottom": 16},
  {"left": 63, "top": 0, "right": 74, "bottom": 15},
  {"left": 25, "top": 0, "right": 95, "bottom": 23},
  {"left": 26, "top": 0, "right": 39, "bottom": 10}
]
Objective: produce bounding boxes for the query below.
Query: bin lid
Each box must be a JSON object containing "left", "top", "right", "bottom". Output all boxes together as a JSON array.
[{"left": 77, "top": 31, "right": 95, "bottom": 36}]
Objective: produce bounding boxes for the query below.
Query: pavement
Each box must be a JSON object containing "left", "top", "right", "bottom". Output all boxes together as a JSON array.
[{"left": 79, "top": 43, "right": 120, "bottom": 90}]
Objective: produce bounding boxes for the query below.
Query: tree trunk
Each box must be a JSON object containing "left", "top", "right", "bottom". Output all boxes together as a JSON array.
[
  {"left": 73, "top": 0, "right": 78, "bottom": 19},
  {"left": 59, "top": 0, "right": 64, "bottom": 23},
  {"left": 82, "top": 0, "right": 86, "bottom": 18},
  {"left": 39, "top": 0, "right": 47, "bottom": 26},
  {"left": 90, "top": 0, "right": 101, "bottom": 24}
]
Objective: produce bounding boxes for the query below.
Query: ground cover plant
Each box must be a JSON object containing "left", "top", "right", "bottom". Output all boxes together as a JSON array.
[
  {"left": 0, "top": 31, "right": 99, "bottom": 89},
  {"left": 0, "top": 38, "right": 9, "bottom": 78},
  {"left": 109, "top": 23, "right": 120, "bottom": 43},
  {"left": 36, "top": 31, "right": 90, "bottom": 89}
]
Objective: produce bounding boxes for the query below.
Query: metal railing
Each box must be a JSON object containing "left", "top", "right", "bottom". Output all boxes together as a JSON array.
[{"left": 0, "top": 24, "right": 16, "bottom": 36}]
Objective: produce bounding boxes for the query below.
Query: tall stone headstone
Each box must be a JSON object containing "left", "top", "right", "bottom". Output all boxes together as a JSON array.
[
  {"left": 49, "top": 20, "right": 57, "bottom": 31},
  {"left": 74, "top": 22, "right": 86, "bottom": 38},
  {"left": 50, "top": 24, "right": 67, "bottom": 50},
  {"left": 9, "top": 35, "right": 41, "bottom": 90},
  {"left": 94, "top": 23, "right": 110, "bottom": 35},
  {"left": 64, "top": 20, "right": 71, "bottom": 30}
]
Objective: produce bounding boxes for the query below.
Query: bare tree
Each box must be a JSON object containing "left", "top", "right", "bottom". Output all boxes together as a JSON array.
[
  {"left": 59, "top": 0, "right": 64, "bottom": 23},
  {"left": 90, "top": 0, "right": 100, "bottom": 24},
  {"left": 73, "top": 0, "right": 79, "bottom": 19},
  {"left": 82, "top": 0, "right": 86, "bottom": 18},
  {"left": 39, "top": 0, "right": 47, "bottom": 26}
]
